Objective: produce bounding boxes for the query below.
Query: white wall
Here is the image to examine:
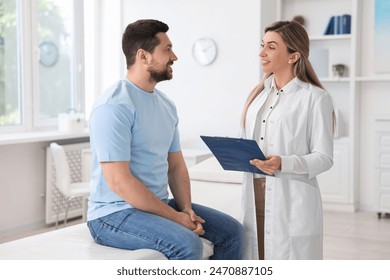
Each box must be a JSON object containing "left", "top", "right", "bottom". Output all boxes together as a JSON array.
[
  {"left": 0, "top": 143, "right": 46, "bottom": 233},
  {"left": 100, "top": 0, "right": 262, "bottom": 148},
  {"left": 0, "top": 138, "right": 89, "bottom": 238}
]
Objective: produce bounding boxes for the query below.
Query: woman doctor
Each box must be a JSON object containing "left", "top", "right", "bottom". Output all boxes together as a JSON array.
[{"left": 240, "top": 20, "right": 334, "bottom": 260}]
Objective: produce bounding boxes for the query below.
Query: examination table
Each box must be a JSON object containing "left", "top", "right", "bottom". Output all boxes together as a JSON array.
[{"left": 0, "top": 156, "right": 242, "bottom": 260}]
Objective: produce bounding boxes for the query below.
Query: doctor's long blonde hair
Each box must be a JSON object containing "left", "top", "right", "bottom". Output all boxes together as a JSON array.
[{"left": 241, "top": 20, "right": 328, "bottom": 127}]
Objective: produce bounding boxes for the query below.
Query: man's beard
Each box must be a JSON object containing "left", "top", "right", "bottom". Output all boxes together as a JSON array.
[{"left": 148, "top": 63, "right": 173, "bottom": 83}]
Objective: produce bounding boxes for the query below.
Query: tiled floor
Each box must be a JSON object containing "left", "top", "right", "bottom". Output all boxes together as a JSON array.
[
  {"left": 323, "top": 210, "right": 390, "bottom": 260},
  {"left": 2, "top": 210, "right": 390, "bottom": 259}
]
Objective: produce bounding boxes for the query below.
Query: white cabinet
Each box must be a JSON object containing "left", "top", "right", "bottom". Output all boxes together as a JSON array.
[
  {"left": 260, "top": 0, "right": 361, "bottom": 210},
  {"left": 317, "top": 140, "right": 353, "bottom": 211},
  {"left": 374, "top": 116, "right": 390, "bottom": 218}
]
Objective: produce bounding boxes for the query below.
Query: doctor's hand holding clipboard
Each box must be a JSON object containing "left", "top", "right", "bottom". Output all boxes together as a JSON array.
[
  {"left": 248, "top": 155, "right": 281, "bottom": 176},
  {"left": 200, "top": 136, "right": 277, "bottom": 176}
]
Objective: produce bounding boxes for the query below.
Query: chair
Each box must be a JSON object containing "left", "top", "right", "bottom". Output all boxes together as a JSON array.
[{"left": 50, "top": 143, "right": 90, "bottom": 229}]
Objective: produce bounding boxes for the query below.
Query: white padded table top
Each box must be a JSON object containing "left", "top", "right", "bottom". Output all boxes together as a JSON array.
[
  {"left": 0, "top": 223, "right": 166, "bottom": 260},
  {"left": 0, "top": 156, "right": 243, "bottom": 260},
  {"left": 0, "top": 223, "right": 213, "bottom": 260}
]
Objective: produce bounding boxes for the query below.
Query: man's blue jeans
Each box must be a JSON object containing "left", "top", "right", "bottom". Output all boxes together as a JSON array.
[{"left": 87, "top": 199, "right": 244, "bottom": 260}]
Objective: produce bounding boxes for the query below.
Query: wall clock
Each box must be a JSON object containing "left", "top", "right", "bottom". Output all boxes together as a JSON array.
[
  {"left": 192, "top": 37, "right": 217, "bottom": 66},
  {"left": 39, "top": 41, "right": 59, "bottom": 67}
]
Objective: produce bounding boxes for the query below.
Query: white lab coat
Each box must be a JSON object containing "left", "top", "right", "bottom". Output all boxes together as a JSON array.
[{"left": 241, "top": 76, "right": 334, "bottom": 260}]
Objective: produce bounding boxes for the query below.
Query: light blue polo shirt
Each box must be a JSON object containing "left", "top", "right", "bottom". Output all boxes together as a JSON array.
[{"left": 87, "top": 78, "right": 181, "bottom": 221}]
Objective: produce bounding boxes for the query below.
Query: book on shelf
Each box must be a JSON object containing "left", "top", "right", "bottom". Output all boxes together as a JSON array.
[
  {"left": 324, "top": 14, "right": 351, "bottom": 35},
  {"left": 334, "top": 15, "right": 341, "bottom": 34},
  {"left": 340, "top": 14, "right": 351, "bottom": 34},
  {"left": 324, "top": 16, "right": 335, "bottom": 35}
]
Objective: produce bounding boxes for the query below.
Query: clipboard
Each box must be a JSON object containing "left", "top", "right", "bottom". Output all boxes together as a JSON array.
[{"left": 200, "top": 135, "right": 270, "bottom": 175}]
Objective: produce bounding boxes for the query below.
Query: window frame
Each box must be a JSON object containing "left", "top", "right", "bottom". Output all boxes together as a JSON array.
[{"left": 0, "top": 0, "right": 85, "bottom": 133}]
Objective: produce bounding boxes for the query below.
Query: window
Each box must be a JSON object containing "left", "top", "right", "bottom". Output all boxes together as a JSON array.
[
  {"left": 0, "top": 0, "right": 20, "bottom": 128},
  {"left": 0, "top": 0, "right": 84, "bottom": 132}
]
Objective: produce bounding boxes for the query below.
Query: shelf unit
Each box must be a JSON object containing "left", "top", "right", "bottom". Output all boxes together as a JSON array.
[
  {"left": 310, "top": 35, "right": 352, "bottom": 41},
  {"left": 260, "top": 0, "right": 362, "bottom": 211},
  {"left": 374, "top": 116, "right": 390, "bottom": 218},
  {"left": 356, "top": 76, "right": 390, "bottom": 82}
]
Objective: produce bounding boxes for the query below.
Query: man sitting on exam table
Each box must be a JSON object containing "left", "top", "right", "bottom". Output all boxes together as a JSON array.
[{"left": 87, "top": 19, "right": 244, "bottom": 260}]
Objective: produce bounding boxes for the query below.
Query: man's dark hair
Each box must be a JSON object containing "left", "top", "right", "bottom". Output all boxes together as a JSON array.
[{"left": 122, "top": 19, "right": 169, "bottom": 68}]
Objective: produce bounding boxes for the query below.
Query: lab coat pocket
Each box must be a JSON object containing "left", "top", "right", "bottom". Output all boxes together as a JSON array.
[{"left": 289, "top": 179, "right": 322, "bottom": 236}]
